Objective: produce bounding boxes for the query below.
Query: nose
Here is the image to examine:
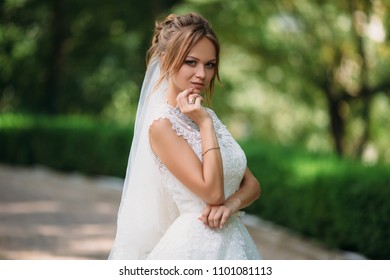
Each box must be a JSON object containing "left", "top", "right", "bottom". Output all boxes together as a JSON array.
[{"left": 195, "top": 65, "right": 206, "bottom": 79}]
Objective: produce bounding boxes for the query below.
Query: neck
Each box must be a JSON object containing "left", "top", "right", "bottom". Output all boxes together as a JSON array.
[
  {"left": 166, "top": 81, "right": 179, "bottom": 107},
  {"left": 166, "top": 94, "right": 177, "bottom": 107}
]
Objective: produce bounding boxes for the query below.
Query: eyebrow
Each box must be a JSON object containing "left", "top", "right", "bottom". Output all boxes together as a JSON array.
[{"left": 187, "top": 55, "right": 217, "bottom": 62}]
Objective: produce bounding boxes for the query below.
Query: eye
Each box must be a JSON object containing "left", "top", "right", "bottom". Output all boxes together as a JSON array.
[
  {"left": 205, "top": 62, "right": 216, "bottom": 69},
  {"left": 184, "top": 60, "right": 196, "bottom": 66}
]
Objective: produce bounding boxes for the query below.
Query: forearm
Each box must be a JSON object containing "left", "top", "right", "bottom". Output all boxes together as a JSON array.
[
  {"left": 199, "top": 168, "right": 260, "bottom": 229},
  {"left": 199, "top": 119, "right": 224, "bottom": 204},
  {"left": 224, "top": 168, "right": 261, "bottom": 213}
]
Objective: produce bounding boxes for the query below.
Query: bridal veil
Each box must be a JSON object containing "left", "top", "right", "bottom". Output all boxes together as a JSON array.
[{"left": 109, "top": 59, "right": 178, "bottom": 259}]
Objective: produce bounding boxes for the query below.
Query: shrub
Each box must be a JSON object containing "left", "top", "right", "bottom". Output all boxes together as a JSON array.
[
  {"left": 0, "top": 114, "right": 132, "bottom": 177},
  {"left": 242, "top": 139, "right": 390, "bottom": 259}
]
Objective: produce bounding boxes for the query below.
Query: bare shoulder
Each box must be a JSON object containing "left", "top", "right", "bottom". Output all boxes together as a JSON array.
[
  {"left": 149, "top": 117, "right": 200, "bottom": 177},
  {"left": 149, "top": 118, "right": 182, "bottom": 149},
  {"left": 149, "top": 118, "right": 172, "bottom": 136}
]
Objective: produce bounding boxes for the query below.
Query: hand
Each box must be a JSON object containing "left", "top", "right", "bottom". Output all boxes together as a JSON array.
[
  {"left": 199, "top": 199, "right": 240, "bottom": 229},
  {"left": 176, "top": 88, "right": 211, "bottom": 127}
]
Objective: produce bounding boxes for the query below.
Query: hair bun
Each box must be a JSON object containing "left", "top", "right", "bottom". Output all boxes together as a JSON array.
[
  {"left": 152, "top": 14, "right": 176, "bottom": 47},
  {"left": 162, "top": 14, "right": 176, "bottom": 26}
]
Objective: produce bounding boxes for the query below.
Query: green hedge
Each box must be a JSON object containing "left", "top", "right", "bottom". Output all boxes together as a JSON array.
[
  {"left": 1, "top": 114, "right": 389, "bottom": 259},
  {"left": 242, "top": 140, "right": 390, "bottom": 260},
  {"left": 0, "top": 114, "right": 132, "bottom": 177}
]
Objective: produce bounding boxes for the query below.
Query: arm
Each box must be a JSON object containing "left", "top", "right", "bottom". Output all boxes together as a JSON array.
[
  {"left": 149, "top": 89, "right": 224, "bottom": 205},
  {"left": 199, "top": 167, "right": 261, "bottom": 228},
  {"left": 225, "top": 167, "right": 261, "bottom": 211}
]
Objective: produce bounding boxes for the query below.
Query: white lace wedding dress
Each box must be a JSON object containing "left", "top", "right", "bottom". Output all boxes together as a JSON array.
[{"left": 146, "top": 102, "right": 261, "bottom": 260}]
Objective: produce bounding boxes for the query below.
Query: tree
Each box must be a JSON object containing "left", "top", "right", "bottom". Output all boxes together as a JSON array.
[
  {"left": 178, "top": 0, "right": 390, "bottom": 158},
  {"left": 0, "top": 0, "right": 181, "bottom": 115}
]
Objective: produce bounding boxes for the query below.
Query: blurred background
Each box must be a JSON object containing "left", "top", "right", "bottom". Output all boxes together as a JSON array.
[{"left": 0, "top": 0, "right": 389, "bottom": 259}]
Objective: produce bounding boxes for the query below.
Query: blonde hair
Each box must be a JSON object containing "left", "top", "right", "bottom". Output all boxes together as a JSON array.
[{"left": 147, "top": 13, "right": 220, "bottom": 105}]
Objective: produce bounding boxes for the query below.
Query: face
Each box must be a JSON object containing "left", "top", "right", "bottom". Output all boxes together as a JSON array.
[{"left": 169, "top": 37, "right": 217, "bottom": 95}]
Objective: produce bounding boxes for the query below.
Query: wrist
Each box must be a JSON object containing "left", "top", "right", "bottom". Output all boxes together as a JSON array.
[
  {"left": 198, "top": 116, "right": 213, "bottom": 130},
  {"left": 224, "top": 198, "right": 241, "bottom": 214}
]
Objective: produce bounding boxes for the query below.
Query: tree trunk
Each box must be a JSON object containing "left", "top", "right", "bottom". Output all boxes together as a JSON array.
[
  {"left": 355, "top": 93, "right": 371, "bottom": 158},
  {"left": 349, "top": 0, "right": 372, "bottom": 159},
  {"left": 327, "top": 97, "right": 346, "bottom": 157},
  {"left": 43, "top": 0, "right": 66, "bottom": 114}
]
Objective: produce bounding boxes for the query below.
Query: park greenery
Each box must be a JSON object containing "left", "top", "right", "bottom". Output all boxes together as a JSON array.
[{"left": 1, "top": 0, "right": 390, "bottom": 259}]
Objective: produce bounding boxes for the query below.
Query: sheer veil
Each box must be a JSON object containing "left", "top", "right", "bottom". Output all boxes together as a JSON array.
[{"left": 109, "top": 58, "right": 178, "bottom": 259}]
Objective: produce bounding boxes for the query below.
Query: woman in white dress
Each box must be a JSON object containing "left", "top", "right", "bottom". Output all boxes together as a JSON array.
[{"left": 109, "top": 12, "right": 262, "bottom": 260}]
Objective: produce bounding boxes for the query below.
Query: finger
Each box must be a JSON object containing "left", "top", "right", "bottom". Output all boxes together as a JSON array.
[
  {"left": 207, "top": 209, "right": 216, "bottom": 228},
  {"left": 180, "top": 88, "right": 194, "bottom": 99},
  {"left": 194, "top": 95, "right": 203, "bottom": 106},
  {"left": 214, "top": 208, "right": 226, "bottom": 228},
  {"left": 208, "top": 208, "right": 221, "bottom": 228},
  {"left": 219, "top": 210, "right": 230, "bottom": 229},
  {"left": 211, "top": 213, "right": 221, "bottom": 229},
  {"left": 200, "top": 206, "right": 211, "bottom": 225},
  {"left": 187, "top": 93, "right": 197, "bottom": 104},
  {"left": 187, "top": 93, "right": 202, "bottom": 104},
  {"left": 177, "top": 88, "right": 194, "bottom": 105}
]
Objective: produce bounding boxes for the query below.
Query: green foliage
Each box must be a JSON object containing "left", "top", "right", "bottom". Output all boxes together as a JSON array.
[
  {"left": 0, "top": 114, "right": 132, "bottom": 177},
  {"left": 2, "top": 0, "right": 390, "bottom": 160},
  {"left": 0, "top": 0, "right": 181, "bottom": 115},
  {"left": 242, "top": 139, "right": 390, "bottom": 260}
]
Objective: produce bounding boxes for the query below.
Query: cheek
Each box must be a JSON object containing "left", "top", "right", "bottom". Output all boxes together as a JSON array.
[
  {"left": 176, "top": 67, "right": 192, "bottom": 81},
  {"left": 206, "top": 70, "right": 215, "bottom": 82}
]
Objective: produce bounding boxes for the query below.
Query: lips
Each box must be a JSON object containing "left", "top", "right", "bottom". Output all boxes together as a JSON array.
[{"left": 190, "top": 82, "right": 205, "bottom": 89}]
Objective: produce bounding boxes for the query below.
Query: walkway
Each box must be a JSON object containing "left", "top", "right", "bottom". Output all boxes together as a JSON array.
[{"left": 0, "top": 164, "right": 365, "bottom": 259}]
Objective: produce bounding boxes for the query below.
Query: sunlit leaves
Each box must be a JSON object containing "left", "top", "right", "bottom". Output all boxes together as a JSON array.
[{"left": 174, "top": 0, "right": 390, "bottom": 161}]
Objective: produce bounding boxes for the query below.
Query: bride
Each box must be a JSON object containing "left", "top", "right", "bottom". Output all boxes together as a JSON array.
[{"left": 109, "top": 12, "right": 262, "bottom": 260}]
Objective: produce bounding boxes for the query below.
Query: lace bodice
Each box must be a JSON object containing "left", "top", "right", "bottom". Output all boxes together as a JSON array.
[{"left": 150, "top": 102, "right": 247, "bottom": 214}]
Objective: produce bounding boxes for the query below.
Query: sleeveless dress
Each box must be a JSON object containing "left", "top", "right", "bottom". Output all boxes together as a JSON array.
[{"left": 147, "top": 102, "right": 261, "bottom": 260}]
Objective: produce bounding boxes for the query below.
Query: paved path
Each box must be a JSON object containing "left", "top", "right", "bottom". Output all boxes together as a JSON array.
[{"left": 0, "top": 164, "right": 365, "bottom": 260}]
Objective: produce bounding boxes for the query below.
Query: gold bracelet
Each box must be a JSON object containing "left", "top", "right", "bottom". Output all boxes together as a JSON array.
[{"left": 202, "top": 147, "right": 220, "bottom": 156}]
